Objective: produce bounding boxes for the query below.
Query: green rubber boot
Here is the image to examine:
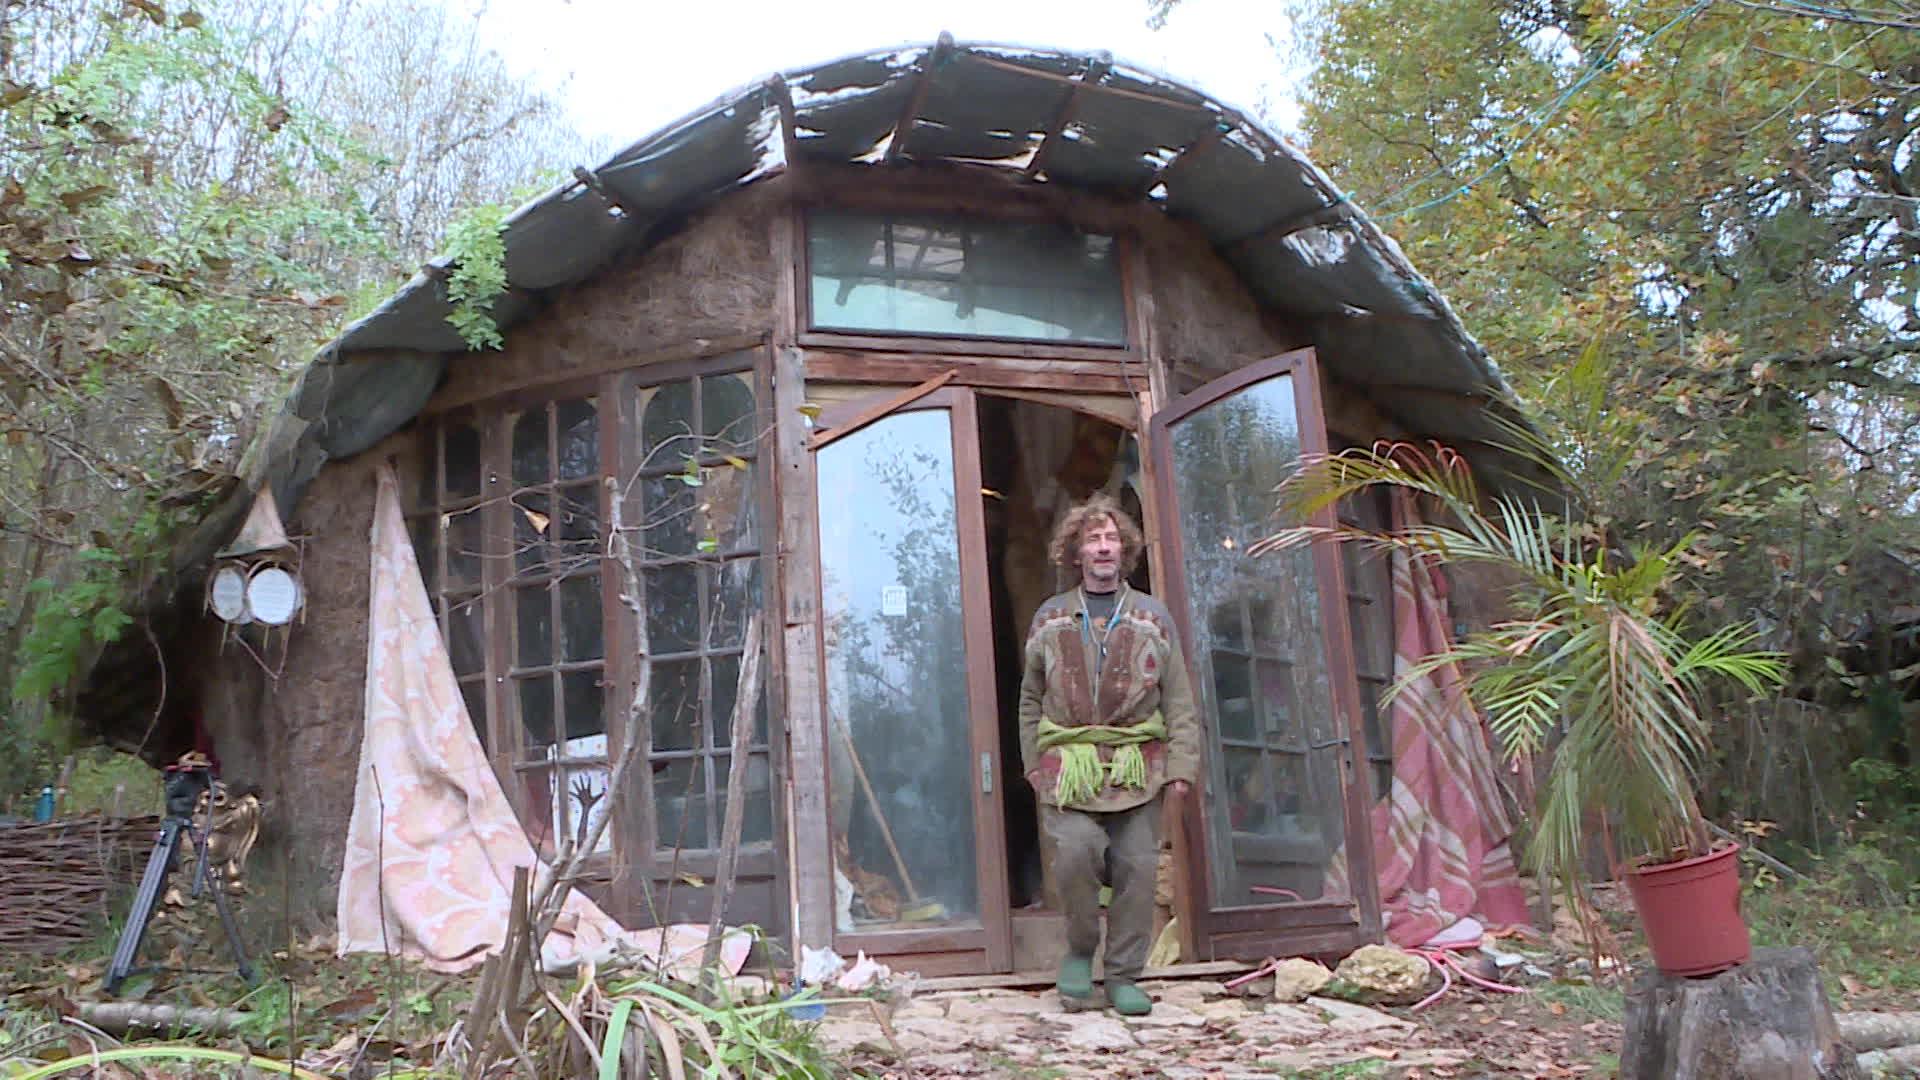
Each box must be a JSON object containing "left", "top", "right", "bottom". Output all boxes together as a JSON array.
[
  {"left": 1057, "top": 954, "right": 1096, "bottom": 1008},
  {"left": 1107, "top": 981, "right": 1152, "bottom": 1017}
]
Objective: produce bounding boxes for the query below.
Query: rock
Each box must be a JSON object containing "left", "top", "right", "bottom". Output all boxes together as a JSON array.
[
  {"left": 1270, "top": 958, "right": 1335, "bottom": 1002},
  {"left": 1620, "top": 947, "right": 1863, "bottom": 1079},
  {"left": 815, "top": 1019, "right": 888, "bottom": 1054},
  {"left": 1333, "top": 944, "right": 1433, "bottom": 1005},
  {"left": 1058, "top": 1013, "right": 1138, "bottom": 1052},
  {"left": 893, "top": 1015, "right": 972, "bottom": 1053},
  {"left": 1231, "top": 1004, "right": 1328, "bottom": 1043},
  {"left": 1307, "top": 996, "right": 1415, "bottom": 1035},
  {"left": 1191, "top": 997, "right": 1254, "bottom": 1024}
]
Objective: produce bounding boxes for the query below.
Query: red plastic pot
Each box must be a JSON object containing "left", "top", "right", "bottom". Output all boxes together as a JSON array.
[{"left": 1625, "top": 842, "right": 1750, "bottom": 977}]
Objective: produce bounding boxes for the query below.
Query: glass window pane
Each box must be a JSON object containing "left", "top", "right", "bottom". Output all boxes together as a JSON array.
[
  {"left": 642, "top": 473, "right": 697, "bottom": 558},
  {"left": 709, "top": 652, "right": 771, "bottom": 748},
  {"left": 518, "top": 674, "right": 556, "bottom": 749},
  {"left": 445, "top": 508, "right": 484, "bottom": 589},
  {"left": 445, "top": 421, "right": 482, "bottom": 499},
  {"left": 1212, "top": 651, "right": 1256, "bottom": 742},
  {"left": 714, "top": 752, "right": 774, "bottom": 846},
  {"left": 459, "top": 679, "right": 488, "bottom": 750},
  {"left": 555, "top": 398, "right": 598, "bottom": 481},
  {"left": 700, "top": 373, "right": 757, "bottom": 452},
  {"left": 654, "top": 758, "right": 708, "bottom": 851},
  {"left": 645, "top": 564, "right": 701, "bottom": 653},
  {"left": 818, "top": 408, "right": 980, "bottom": 926},
  {"left": 636, "top": 381, "right": 697, "bottom": 469},
  {"left": 553, "top": 483, "right": 601, "bottom": 572},
  {"left": 515, "top": 585, "right": 553, "bottom": 668},
  {"left": 562, "top": 668, "right": 605, "bottom": 741},
  {"left": 512, "top": 492, "right": 552, "bottom": 575},
  {"left": 512, "top": 407, "right": 550, "bottom": 487},
  {"left": 558, "top": 574, "right": 603, "bottom": 662},
  {"left": 650, "top": 659, "right": 704, "bottom": 752},
  {"left": 703, "top": 461, "right": 757, "bottom": 553},
  {"left": 808, "top": 212, "right": 1126, "bottom": 345},
  {"left": 1166, "top": 371, "right": 1346, "bottom": 905},
  {"left": 448, "top": 593, "right": 486, "bottom": 676},
  {"left": 708, "top": 560, "right": 759, "bottom": 649},
  {"left": 407, "top": 516, "right": 437, "bottom": 596}
]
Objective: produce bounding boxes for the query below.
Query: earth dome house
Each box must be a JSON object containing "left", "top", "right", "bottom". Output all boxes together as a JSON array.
[{"left": 76, "top": 36, "right": 1542, "bottom": 977}]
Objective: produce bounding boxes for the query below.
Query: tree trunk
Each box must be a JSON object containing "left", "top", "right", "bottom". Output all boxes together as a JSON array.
[{"left": 1621, "top": 947, "right": 1863, "bottom": 1080}]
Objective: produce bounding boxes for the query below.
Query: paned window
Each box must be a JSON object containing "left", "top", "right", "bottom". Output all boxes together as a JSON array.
[
  {"left": 806, "top": 212, "right": 1127, "bottom": 345},
  {"left": 406, "top": 357, "right": 775, "bottom": 875},
  {"left": 621, "top": 370, "right": 773, "bottom": 854}
]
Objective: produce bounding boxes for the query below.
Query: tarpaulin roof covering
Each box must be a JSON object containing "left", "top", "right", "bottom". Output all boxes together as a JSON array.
[{"left": 210, "top": 36, "right": 1537, "bottom": 585}]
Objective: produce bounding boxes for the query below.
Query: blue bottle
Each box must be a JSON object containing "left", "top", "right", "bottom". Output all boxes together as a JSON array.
[{"left": 33, "top": 785, "right": 55, "bottom": 822}]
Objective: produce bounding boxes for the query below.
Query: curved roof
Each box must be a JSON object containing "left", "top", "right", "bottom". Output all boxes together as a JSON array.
[{"left": 268, "top": 36, "right": 1526, "bottom": 518}]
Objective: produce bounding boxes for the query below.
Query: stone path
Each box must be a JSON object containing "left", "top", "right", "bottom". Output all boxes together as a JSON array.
[{"left": 821, "top": 980, "right": 1477, "bottom": 1078}]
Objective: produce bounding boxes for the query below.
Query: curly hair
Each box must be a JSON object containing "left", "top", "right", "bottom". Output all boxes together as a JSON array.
[{"left": 1048, "top": 492, "right": 1144, "bottom": 577}]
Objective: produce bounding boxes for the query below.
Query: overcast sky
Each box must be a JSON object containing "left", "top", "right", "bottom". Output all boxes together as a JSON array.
[{"left": 457, "top": 0, "right": 1304, "bottom": 149}]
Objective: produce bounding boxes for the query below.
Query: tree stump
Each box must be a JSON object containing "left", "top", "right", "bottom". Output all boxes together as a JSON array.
[{"left": 1621, "top": 947, "right": 1863, "bottom": 1080}]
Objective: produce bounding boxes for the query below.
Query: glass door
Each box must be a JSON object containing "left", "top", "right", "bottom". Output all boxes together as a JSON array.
[
  {"left": 1148, "top": 349, "right": 1381, "bottom": 960},
  {"left": 813, "top": 388, "right": 1010, "bottom": 973}
]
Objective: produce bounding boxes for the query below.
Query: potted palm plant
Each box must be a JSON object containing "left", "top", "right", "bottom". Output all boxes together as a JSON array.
[{"left": 1255, "top": 442, "right": 1787, "bottom": 976}]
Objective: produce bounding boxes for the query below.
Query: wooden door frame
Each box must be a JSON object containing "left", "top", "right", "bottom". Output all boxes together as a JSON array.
[
  {"left": 1145, "top": 346, "right": 1382, "bottom": 960},
  {"left": 809, "top": 385, "right": 1013, "bottom": 974}
]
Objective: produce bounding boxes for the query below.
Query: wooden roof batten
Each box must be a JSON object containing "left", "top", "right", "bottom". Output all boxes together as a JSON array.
[
  {"left": 884, "top": 31, "right": 955, "bottom": 165},
  {"left": 1025, "top": 51, "right": 1113, "bottom": 180}
]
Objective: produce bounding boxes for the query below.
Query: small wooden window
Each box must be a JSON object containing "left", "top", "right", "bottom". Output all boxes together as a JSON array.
[
  {"left": 805, "top": 212, "right": 1127, "bottom": 346},
  {"left": 1340, "top": 487, "right": 1395, "bottom": 800}
]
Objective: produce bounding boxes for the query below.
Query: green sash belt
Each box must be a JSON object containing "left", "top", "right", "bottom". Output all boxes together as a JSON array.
[{"left": 1037, "top": 713, "right": 1168, "bottom": 807}]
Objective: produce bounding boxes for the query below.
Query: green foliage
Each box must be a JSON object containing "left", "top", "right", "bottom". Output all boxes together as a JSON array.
[
  {"left": 1748, "top": 856, "right": 1920, "bottom": 991},
  {"left": 11, "top": 547, "right": 131, "bottom": 706},
  {"left": 442, "top": 203, "right": 509, "bottom": 351},
  {"left": 1265, "top": 443, "right": 1786, "bottom": 894},
  {"left": 1280, "top": 0, "right": 1920, "bottom": 850}
]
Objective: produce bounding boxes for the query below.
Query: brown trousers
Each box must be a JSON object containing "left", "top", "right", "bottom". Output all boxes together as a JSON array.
[{"left": 1040, "top": 796, "right": 1162, "bottom": 983}]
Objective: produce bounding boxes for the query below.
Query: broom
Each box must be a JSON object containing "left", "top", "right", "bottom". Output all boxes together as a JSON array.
[{"left": 831, "top": 709, "right": 950, "bottom": 923}]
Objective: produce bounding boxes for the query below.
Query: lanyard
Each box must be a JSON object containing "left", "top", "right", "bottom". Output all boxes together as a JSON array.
[{"left": 1079, "top": 584, "right": 1130, "bottom": 706}]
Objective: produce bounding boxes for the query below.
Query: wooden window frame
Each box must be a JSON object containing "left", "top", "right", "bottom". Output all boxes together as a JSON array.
[
  {"left": 1339, "top": 485, "right": 1396, "bottom": 800},
  {"left": 1147, "top": 347, "right": 1382, "bottom": 959},
  {"left": 792, "top": 204, "right": 1149, "bottom": 366},
  {"left": 407, "top": 349, "right": 784, "bottom": 892}
]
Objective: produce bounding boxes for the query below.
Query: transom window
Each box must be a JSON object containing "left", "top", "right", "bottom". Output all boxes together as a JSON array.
[
  {"left": 805, "top": 212, "right": 1127, "bottom": 346},
  {"left": 407, "top": 358, "right": 774, "bottom": 870}
]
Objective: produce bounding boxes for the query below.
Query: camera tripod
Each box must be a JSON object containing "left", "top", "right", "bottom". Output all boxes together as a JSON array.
[{"left": 104, "top": 761, "right": 256, "bottom": 995}]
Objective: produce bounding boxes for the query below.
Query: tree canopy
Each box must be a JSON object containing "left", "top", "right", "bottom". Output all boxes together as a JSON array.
[
  {"left": 0, "top": 0, "right": 592, "bottom": 797},
  {"left": 1276, "top": 0, "right": 1920, "bottom": 844}
]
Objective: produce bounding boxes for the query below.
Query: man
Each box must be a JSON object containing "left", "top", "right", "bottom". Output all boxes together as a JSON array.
[{"left": 1019, "top": 493, "right": 1201, "bottom": 1017}]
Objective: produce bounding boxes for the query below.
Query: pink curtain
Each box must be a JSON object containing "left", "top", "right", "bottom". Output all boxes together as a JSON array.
[{"left": 337, "top": 463, "right": 748, "bottom": 975}]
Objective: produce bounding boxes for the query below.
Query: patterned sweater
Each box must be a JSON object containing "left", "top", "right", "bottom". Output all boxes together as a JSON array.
[{"left": 1017, "top": 587, "right": 1202, "bottom": 812}]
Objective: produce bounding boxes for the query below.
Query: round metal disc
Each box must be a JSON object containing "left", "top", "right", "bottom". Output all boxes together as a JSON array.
[
  {"left": 246, "top": 566, "right": 302, "bottom": 626},
  {"left": 209, "top": 566, "right": 249, "bottom": 623}
]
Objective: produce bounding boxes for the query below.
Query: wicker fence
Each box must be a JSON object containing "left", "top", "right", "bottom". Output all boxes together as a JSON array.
[{"left": 0, "top": 814, "right": 159, "bottom": 954}]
